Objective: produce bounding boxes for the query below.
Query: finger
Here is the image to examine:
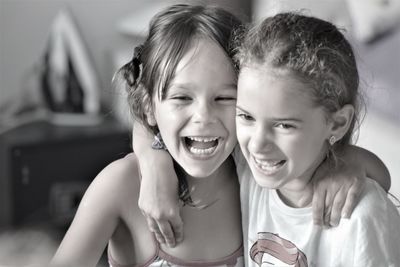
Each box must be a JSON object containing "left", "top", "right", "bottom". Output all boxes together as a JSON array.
[
  {"left": 323, "top": 191, "right": 333, "bottom": 227},
  {"left": 170, "top": 216, "right": 184, "bottom": 243},
  {"left": 341, "top": 182, "right": 364, "bottom": 218},
  {"left": 146, "top": 216, "right": 160, "bottom": 233},
  {"left": 323, "top": 206, "right": 331, "bottom": 227},
  {"left": 312, "top": 187, "right": 326, "bottom": 226},
  {"left": 322, "top": 188, "right": 334, "bottom": 227},
  {"left": 329, "top": 188, "right": 346, "bottom": 227},
  {"left": 145, "top": 216, "right": 166, "bottom": 244},
  {"left": 156, "top": 220, "right": 176, "bottom": 248},
  {"left": 146, "top": 217, "right": 165, "bottom": 242},
  {"left": 154, "top": 232, "right": 166, "bottom": 244}
]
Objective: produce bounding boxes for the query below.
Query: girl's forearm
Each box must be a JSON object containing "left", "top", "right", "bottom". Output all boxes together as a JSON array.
[
  {"left": 347, "top": 145, "right": 391, "bottom": 191},
  {"left": 132, "top": 120, "right": 182, "bottom": 247},
  {"left": 132, "top": 120, "right": 175, "bottom": 173}
]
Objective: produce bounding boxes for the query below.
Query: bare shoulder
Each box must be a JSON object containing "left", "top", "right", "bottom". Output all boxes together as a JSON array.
[
  {"left": 50, "top": 153, "right": 142, "bottom": 266},
  {"left": 96, "top": 153, "right": 140, "bottom": 187},
  {"left": 83, "top": 153, "right": 141, "bottom": 215}
]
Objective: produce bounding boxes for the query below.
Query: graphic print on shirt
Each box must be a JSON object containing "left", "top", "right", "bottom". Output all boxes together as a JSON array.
[{"left": 250, "top": 232, "right": 308, "bottom": 267}]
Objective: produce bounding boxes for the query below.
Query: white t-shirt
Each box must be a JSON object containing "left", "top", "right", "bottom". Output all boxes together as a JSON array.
[{"left": 233, "top": 147, "right": 400, "bottom": 267}]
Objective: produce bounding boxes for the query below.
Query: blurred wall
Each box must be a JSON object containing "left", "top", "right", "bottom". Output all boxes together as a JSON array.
[{"left": 0, "top": 0, "right": 250, "bottom": 110}]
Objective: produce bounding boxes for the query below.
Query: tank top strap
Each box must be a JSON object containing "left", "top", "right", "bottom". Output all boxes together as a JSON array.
[{"left": 157, "top": 243, "right": 243, "bottom": 266}]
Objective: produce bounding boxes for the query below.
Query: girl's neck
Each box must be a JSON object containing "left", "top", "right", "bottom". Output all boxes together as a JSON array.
[
  {"left": 277, "top": 154, "right": 327, "bottom": 208},
  {"left": 277, "top": 185, "right": 314, "bottom": 208},
  {"left": 177, "top": 156, "right": 235, "bottom": 207}
]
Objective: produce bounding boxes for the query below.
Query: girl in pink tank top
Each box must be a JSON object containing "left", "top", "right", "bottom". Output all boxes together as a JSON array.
[{"left": 51, "top": 4, "right": 244, "bottom": 267}]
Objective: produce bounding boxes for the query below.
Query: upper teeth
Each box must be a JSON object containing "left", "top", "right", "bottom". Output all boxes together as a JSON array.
[
  {"left": 254, "top": 158, "right": 282, "bottom": 167},
  {"left": 187, "top": 136, "right": 219, "bottom": 142}
]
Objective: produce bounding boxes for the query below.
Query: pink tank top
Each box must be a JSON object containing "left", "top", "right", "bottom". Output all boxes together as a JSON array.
[
  {"left": 109, "top": 154, "right": 243, "bottom": 266},
  {"left": 108, "top": 238, "right": 244, "bottom": 267}
]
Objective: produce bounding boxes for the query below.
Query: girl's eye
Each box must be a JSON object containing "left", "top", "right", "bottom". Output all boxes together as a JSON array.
[
  {"left": 170, "top": 95, "right": 192, "bottom": 101},
  {"left": 236, "top": 113, "right": 254, "bottom": 121},
  {"left": 275, "top": 123, "right": 295, "bottom": 129},
  {"left": 215, "top": 96, "right": 236, "bottom": 102}
]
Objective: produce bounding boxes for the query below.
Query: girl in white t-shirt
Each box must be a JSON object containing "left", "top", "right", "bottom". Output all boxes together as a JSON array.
[
  {"left": 233, "top": 12, "right": 400, "bottom": 266},
  {"left": 132, "top": 8, "right": 393, "bottom": 265}
]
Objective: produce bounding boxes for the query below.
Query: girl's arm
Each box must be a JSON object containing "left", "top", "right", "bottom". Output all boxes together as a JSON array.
[
  {"left": 350, "top": 146, "right": 390, "bottom": 191},
  {"left": 50, "top": 164, "right": 121, "bottom": 266},
  {"left": 312, "top": 145, "right": 391, "bottom": 227},
  {"left": 132, "top": 122, "right": 183, "bottom": 248},
  {"left": 135, "top": 121, "right": 392, "bottom": 238}
]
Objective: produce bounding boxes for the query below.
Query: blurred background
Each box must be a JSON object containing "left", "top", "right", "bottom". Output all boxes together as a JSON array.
[{"left": 0, "top": 0, "right": 399, "bottom": 265}]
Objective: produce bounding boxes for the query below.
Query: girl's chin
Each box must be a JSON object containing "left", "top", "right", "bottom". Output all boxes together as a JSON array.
[
  {"left": 181, "top": 166, "right": 217, "bottom": 178},
  {"left": 179, "top": 153, "right": 228, "bottom": 178},
  {"left": 250, "top": 165, "right": 287, "bottom": 189},
  {"left": 253, "top": 175, "right": 282, "bottom": 189}
]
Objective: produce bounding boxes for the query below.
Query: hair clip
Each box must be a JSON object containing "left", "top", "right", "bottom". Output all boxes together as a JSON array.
[
  {"left": 133, "top": 44, "right": 144, "bottom": 62},
  {"left": 151, "top": 132, "right": 168, "bottom": 150}
]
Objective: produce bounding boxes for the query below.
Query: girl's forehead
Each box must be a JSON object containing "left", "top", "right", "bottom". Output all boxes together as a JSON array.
[
  {"left": 237, "top": 66, "right": 318, "bottom": 110},
  {"left": 177, "top": 38, "right": 230, "bottom": 67},
  {"left": 239, "top": 65, "right": 311, "bottom": 92},
  {"left": 172, "top": 39, "right": 235, "bottom": 82},
  {"left": 156, "top": 38, "right": 236, "bottom": 100}
]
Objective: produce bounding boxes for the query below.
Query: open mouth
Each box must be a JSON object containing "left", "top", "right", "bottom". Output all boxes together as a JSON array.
[
  {"left": 253, "top": 158, "right": 286, "bottom": 174},
  {"left": 184, "top": 136, "right": 220, "bottom": 156}
]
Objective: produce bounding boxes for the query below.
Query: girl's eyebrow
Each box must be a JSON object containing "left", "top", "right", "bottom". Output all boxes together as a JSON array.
[
  {"left": 271, "top": 117, "right": 303, "bottom": 123},
  {"left": 236, "top": 105, "right": 303, "bottom": 122},
  {"left": 236, "top": 106, "right": 249, "bottom": 113},
  {"left": 223, "top": 83, "right": 238, "bottom": 90},
  {"left": 168, "top": 83, "right": 193, "bottom": 90},
  {"left": 170, "top": 83, "right": 237, "bottom": 91}
]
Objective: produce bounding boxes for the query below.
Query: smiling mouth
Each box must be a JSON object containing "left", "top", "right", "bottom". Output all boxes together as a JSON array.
[
  {"left": 184, "top": 136, "right": 220, "bottom": 156},
  {"left": 253, "top": 157, "right": 286, "bottom": 174}
]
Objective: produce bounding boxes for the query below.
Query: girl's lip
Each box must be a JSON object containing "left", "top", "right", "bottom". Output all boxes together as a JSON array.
[
  {"left": 252, "top": 156, "right": 286, "bottom": 176},
  {"left": 254, "top": 157, "right": 283, "bottom": 166},
  {"left": 182, "top": 137, "right": 222, "bottom": 160},
  {"left": 185, "top": 136, "right": 220, "bottom": 141}
]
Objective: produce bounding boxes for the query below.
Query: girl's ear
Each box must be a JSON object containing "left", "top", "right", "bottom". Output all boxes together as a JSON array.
[
  {"left": 146, "top": 109, "right": 157, "bottom": 127},
  {"left": 143, "top": 92, "right": 157, "bottom": 127},
  {"left": 329, "top": 104, "right": 355, "bottom": 142}
]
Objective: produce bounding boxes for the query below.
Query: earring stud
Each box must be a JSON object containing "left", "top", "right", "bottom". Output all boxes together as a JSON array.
[{"left": 329, "top": 136, "right": 336, "bottom": 146}]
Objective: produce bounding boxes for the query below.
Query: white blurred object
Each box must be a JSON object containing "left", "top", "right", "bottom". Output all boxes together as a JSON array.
[
  {"left": 252, "top": 0, "right": 352, "bottom": 30},
  {"left": 111, "top": 48, "right": 134, "bottom": 128},
  {"left": 0, "top": 8, "right": 103, "bottom": 134},
  {"left": 48, "top": 9, "right": 101, "bottom": 114},
  {"left": 252, "top": 0, "right": 400, "bottom": 43},
  {"left": 346, "top": 0, "right": 400, "bottom": 42}
]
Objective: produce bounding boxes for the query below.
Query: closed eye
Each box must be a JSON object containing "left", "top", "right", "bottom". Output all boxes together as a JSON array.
[
  {"left": 236, "top": 112, "right": 254, "bottom": 121},
  {"left": 215, "top": 96, "right": 236, "bottom": 101},
  {"left": 170, "top": 95, "right": 192, "bottom": 101},
  {"left": 275, "top": 123, "right": 295, "bottom": 129}
]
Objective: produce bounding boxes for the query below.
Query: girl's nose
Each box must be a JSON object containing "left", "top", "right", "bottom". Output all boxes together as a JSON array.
[
  {"left": 248, "top": 126, "right": 274, "bottom": 153},
  {"left": 192, "top": 101, "right": 217, "bottom": 124}
]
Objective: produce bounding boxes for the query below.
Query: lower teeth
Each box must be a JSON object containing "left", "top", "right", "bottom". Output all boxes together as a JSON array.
[
  {"left": 189, "top": 146, "right": 216, "bottom": 155},
  {"left": 257, "top": 160, "right": 284, "bottom": 170},
  {"left": 261, "top": 164, "right": 279, "bottom": 170}
]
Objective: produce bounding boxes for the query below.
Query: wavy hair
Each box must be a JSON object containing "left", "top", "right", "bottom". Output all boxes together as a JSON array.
[{"left": 235, "top": 12, "right": 362, "bottom": 159}]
